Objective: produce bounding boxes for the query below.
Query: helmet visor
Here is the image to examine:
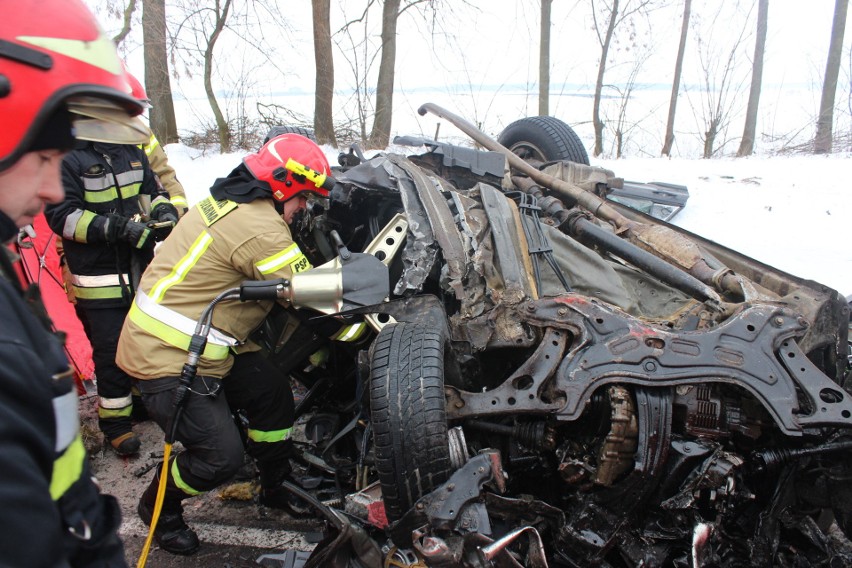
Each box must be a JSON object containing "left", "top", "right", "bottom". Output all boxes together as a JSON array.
[{"left": 66, "top": 96, "right": 149, "bottom": 145}]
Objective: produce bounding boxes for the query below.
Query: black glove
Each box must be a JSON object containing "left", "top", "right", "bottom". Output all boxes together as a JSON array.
[
  {"left": 105, "top": 214, "right": 154, "bottom": 250},
  {"left": 151, "top": 203, "right": 179, "bottom": 224},
  {"left": 148, "top": 203, "right": 178, "bottom": 242}
]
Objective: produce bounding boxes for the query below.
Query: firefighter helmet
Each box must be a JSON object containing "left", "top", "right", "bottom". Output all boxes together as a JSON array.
[
  {"left": 122, "top": 62, "right": 151, "bottom": 108},
  {"left": 0, "top": 0, "right": 148, "bottom": 172},
  {"left": 243, "top": 134, "right": 332, "bottom": 202}
]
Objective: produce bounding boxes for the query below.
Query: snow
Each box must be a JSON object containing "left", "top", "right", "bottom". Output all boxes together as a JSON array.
[{"left": 164, "top": 143, "right": 852, "bottom": 298}]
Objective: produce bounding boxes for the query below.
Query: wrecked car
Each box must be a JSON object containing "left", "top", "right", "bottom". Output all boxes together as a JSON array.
[{"left": 255, "top": 105, "right": 851, "bottom": 567}]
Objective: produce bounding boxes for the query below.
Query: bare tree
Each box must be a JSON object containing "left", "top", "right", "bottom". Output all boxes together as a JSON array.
[
  {"left": 539, "top": 0, "right": 553, "bottom": 115},
  {"left": 336, "top": 0, "right": 442, "bottom": 148},
  {"left": 334, "top": 1, "right": 379, "bottom": 143},
  {"left": 142, "top": 0, "right": 179, "bottom": 144},
  {"left": 609, "top": 49, "right": 653, "bottom": 157},
  {"left": 684, "top": 3, "right": 752, "bottom": 158},
  {"left": 200, "top": 0, "right": 233, "bottom": 153},
  {"left": 313, "top": 0, "right": 337, "bottom": 146},
  {"left": 367, "top": 0, "right": 401, "bottom": 149},
  {"left": 661, "top": 0, "right": 690, "bottom": 156},
  {"left": 169, "top": 1, "right": 294, "bottom": 152},
  {"left": 736, "top": 0, "right": 768, "bottom": 157},
  {"left": 815, "top": 0, "right": 849, "bottom": 153},
  {"left": 113, "top": 0, "right": 138, "bottom": 45},
  {"left": 590, "top": 0, "right": 657, "bottom": 157}
]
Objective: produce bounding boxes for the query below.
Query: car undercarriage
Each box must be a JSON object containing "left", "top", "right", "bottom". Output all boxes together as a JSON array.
[{"left": 255, "top": 105, "right": 851, "bottom": 567}]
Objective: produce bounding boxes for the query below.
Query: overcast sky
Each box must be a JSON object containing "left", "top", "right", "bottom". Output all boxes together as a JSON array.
[{"left": 90, "top": 0, "right": 847, "bottom": 95}]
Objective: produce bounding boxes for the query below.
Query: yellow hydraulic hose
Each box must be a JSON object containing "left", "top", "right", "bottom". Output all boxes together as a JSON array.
[{"left": 136, "top": 443, "right": 173, "bottom": 568}]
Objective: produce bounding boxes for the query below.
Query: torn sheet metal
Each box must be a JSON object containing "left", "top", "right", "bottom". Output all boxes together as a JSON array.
[
  {"left": 386, "top": 154, "right": 467, "bottom": 301},
  {"left": 479, "top": 184, "right": 535, "bottom": 305}
]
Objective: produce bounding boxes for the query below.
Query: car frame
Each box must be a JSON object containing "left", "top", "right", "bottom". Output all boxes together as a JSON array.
[{"left": 256, "top": 106, "right": 851, "bottom": 568}]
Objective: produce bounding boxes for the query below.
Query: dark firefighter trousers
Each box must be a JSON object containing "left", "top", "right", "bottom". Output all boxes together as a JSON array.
[
  {"left": 136, "top": 351, "right": 296, "bottom": 497},
  {"left": 77, "top": 304, "right": 138, "bottom": 441}
]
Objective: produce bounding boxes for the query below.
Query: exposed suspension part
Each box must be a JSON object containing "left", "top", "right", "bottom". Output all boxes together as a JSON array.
[
  {"left": 595, "top": 385, "right": 639, "bottom": 486},
  {"left": 752, "top": 440, "right": 852, "bottom": 474},
  {"left": 465, "top": 419, "right": 556, "bottom": 451}
]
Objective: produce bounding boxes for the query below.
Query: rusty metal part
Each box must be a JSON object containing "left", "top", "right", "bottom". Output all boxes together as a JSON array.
[
  {"left": 519, "top": 296, "right": 852, "bottom": 435},
  {"left": 568, "top": 211, "right": 721, "bottom": 304},
  {"left": 395, "top": 450, "right": 507, "bottom": 545},
  {"left": 418, "top": 102, "right": 629, "bottom": 229},
  {"left": 445, "top": 294, "right": 852, "bottom": 435},
  {"left": 595, "top": 386, "right": 639, "bottom": 486},
  {"left": 511, "top": 174, "right": 721, "bottom": 305},
  {"left": 477, "top": 526, "right": 549, "bottom": 568},
  {"left": 384, "top": 547, "right": 427, "bottom": 568},
  {"left": 418, "top": 102, "right": 744, "bottom": 300},
  {"left": 445, "top": 327, "right": 567, "bottom": 420},
  {"left": 410, "top": 531, "right": 462, "bottom": 567},
  {"left": 480, "top": 184, "right": 536, "bottom": 304}
]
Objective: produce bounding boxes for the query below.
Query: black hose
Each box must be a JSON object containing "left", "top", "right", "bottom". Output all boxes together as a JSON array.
[{"left": 568, "top": 213, "right": 720, "bottom": 304}]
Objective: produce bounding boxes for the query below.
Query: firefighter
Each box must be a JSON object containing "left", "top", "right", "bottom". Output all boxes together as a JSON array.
[
  {"left": 116, "top": 134, "right": 331, "bottom": 555},
  {"left": 54, "top": 65, "right": 188, "bottom": 427},
  {"left": 44, "top": 141, "right": 178, "bottom": 456},
  {"left": 0, "top": 1, "right": 150, "bottom": 565}
]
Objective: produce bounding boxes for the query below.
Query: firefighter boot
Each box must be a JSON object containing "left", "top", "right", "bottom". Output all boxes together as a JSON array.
[
  {"left": 101, "top": 411, "right": 140, "bottom": 456},
  {"left": 258, "top": 459, "right": 313, "bottom": 518},
  {"left": 108, "top": 431, "right": 141, "bottom": 456},
  {"left": 137, "top": 469, "right": 200, "bottom": 555}
]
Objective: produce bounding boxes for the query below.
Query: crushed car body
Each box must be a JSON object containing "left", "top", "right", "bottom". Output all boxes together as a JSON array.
[{"left": 256, "top": 105, "right": 851, "bottom": 568}]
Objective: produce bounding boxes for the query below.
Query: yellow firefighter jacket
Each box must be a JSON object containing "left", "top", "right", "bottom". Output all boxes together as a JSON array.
[
  {"left": 143, "top": 131, "right": 188, "bottom": 215},
  {"left": 116, "top": 196, "right": 311, "bottom": 380}
]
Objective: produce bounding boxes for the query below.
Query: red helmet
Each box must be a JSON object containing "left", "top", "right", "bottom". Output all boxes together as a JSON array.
[
  {"left": 121, "top": 61, "right": 151, "bottom": 107},
  {"left": 244, "top": 134, "right": 332, "bottom": 202},
  {"left": 0, "top": 0, "right": 148, "bottom": 171}
]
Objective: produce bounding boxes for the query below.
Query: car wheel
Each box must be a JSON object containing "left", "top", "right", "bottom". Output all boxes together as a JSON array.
[
  {"left": 498, "top": 116, "right": 590, "bottom": 165},
  {"left": 369, "top": 321, "right": 451, "bottom": 544},
  {"left": 263, "top": 125, "right": 317, "bottom": 145}
]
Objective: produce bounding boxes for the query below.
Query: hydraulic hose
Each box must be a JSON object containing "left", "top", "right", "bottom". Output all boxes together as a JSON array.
[
  {"left": 137, "top": 287, "right": 241, "bottom": 568},
  {"left": 136, "top": 265, "right": 375, "bottom": 566}
]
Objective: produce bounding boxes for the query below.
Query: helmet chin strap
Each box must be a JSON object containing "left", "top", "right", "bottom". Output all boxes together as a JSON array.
[{"left": 272, "top": 197, "right": 285, "bottom": 215}]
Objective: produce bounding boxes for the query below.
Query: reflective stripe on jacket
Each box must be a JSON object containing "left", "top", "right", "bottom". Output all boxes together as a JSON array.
[
  {"left": 117, "top": 197, "right": 309, "bottom": 380},
  {"left": 44, "top": 142, "right": 166, "bottom": 309},
  {"left": 143, "top": 131, "right": 188, "bottom": 215},
  {"left": 0, "top": 263, "right": 118, "bottom": 565}
]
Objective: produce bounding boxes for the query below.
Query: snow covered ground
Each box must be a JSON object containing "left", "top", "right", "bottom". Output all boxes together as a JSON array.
[{"left": 165, "top": 143, "right": 852, "bottom": 298}]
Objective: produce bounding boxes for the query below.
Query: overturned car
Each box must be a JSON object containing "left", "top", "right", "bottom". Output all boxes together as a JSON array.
[{"left": 257, "top": 105, "right": 851, "bottom": 567}]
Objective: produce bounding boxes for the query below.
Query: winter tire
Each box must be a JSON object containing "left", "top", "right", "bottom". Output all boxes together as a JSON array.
[
  {"left": 263, "top": 125, "right": 317, "bottom": 145},
  {"left": 498, "top": 116, "right": 589, "bottom": 165},
  {"left": 369, "top": 321, "right": 451, "bottom": 544}
]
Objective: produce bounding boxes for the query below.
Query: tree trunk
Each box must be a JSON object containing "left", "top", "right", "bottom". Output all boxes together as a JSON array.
[
  {"left": 815, "top": 0, "right": 849, "bottom": 154},
  {"left": 704, "top": 119, "right": 718, "bottom": 158},
  {"left": 539, "top": 0, "right": 552, "bottom": 116},
  {"left": 737, "top": 0, "right": 768, "bottom": 157},
  {"left": 368, "top": 0, "right": 401, "bottom": 149},
  {"left": 142, "top": 0, "right": 178, "bottom": 144},
  {"left": 312, "top": 0, "right": 337, "bottom": 146},
  {"left": 661, "top": 0, "right": 690, "bottom": 157},
  {"left": 204, "top": 0, "right": 232, "bottom": 154},
  {"left": 593, "top": 0, "right": 619, "bottom": 157}
]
